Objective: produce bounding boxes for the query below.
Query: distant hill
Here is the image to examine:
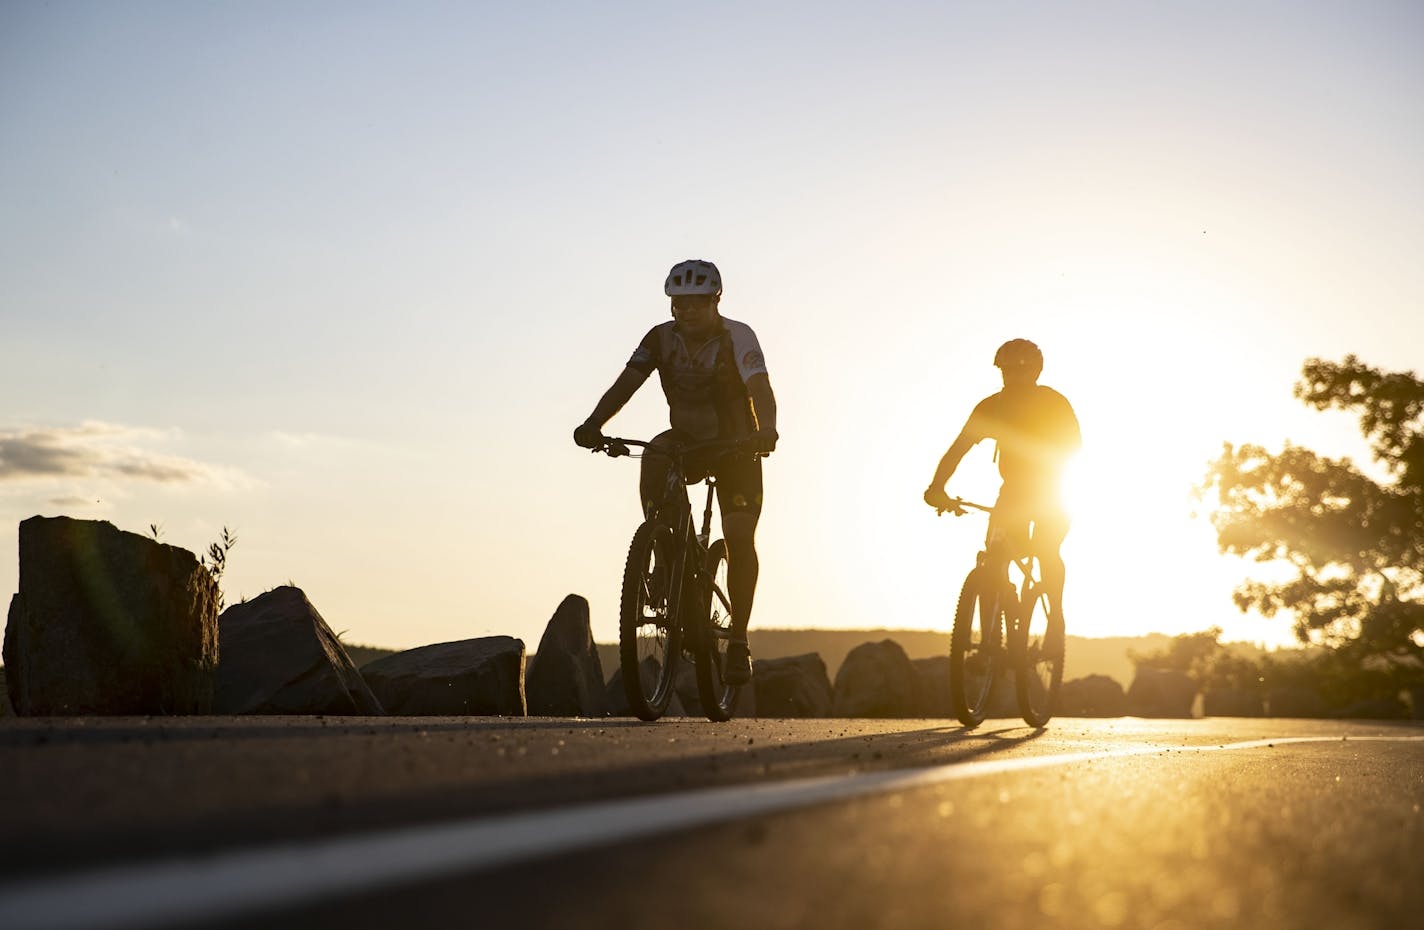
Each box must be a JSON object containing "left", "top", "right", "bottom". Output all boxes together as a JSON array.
[
  {"left": 345, "top": 644, "right": 398, "bottom": 668},
  {"left": 352, "top": 629, "right": 1264, "bottom": 690}
]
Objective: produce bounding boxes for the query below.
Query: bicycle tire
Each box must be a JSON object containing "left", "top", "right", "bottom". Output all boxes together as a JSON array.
[
  {"left": 949, "top": 567, "right": 1004, "bottom": 727},
  {"left": 619, "top": 520, "right": 681, "bottom": 721},
  {"left": 1014, "top": 584, "right": 1063, "bottom": 728},
  {"left": 694, "top": 539, "right": 739, "bottom": 721}
]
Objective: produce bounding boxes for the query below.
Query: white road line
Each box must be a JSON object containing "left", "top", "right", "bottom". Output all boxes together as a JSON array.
[{"left": 1, "top": 734, "right": 1419, "bottom": 930}]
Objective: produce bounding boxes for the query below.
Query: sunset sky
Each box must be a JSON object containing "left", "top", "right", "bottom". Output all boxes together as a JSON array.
[{"left": 2, "top": 2, "right": 1421, "bottom": 655}]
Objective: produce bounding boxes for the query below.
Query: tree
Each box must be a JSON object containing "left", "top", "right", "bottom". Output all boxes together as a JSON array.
[{"left": 1199, "top": 356, "right": 1424, "bottom": 660}]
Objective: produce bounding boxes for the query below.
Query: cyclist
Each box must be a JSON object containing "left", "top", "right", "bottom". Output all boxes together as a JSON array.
[
  {"left": 574, "top": 259, "right": 778, "bottom": 685},
  {"left": 923, "top": 339, "right": 1081, "bottom": 629}
]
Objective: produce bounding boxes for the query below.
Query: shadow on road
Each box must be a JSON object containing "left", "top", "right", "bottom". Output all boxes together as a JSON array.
[{"left": 0, "top": 716, "right": 1045, "bottom": 878}]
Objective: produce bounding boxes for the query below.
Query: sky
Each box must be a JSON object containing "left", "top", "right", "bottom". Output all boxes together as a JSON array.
[{"left": 2, "top": 2, "right": 1421, "bottom": 656}]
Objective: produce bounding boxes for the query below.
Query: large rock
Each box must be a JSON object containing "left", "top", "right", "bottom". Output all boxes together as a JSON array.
[
  {"left": 832, "top": 639, "right": 918, "bottom": 718},
  {"left": 526, "top": 595, "right": 608, "bottom": 717},
  {"left": 754, "top": 653, "right": 833, "bottom": 718},
  {"left": 984, "top": 670, "right": 1020, "bottom": 720},
  {"left": 605, "top": 657, "right": 686, "bottom": 718},
  {"left": 673, "top": 661, "right": 702, "bottom": 717},
  {"left": 1202, "top": 687, "right": 1263, "bottom": 717},
  {"left": 4, "top": 516, "right": 219, "bottom": 715},
  {"left": 215, "top": 586, "right": 384, "bottom": 715},
  {"left": 1059, "top": 675, "right": 1128, "bottom": 717},
  {"left": 363, "top": 636, "right": 525, "bottom": 716},
  {"left": 1126, "top": 668, "right": 1198, "bottom": 718},
  {"left": 912, "top": 656, "right": 953, "bottom": 718}
]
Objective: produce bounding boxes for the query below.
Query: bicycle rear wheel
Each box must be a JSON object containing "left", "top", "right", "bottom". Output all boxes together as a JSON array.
[
  {"left": 949, "top": 567, "right": 1005, "bottom": 727},
  {"left": 1014, "top": 583, "right": 1063, "bottom": 728},
  {"left": 694, "top": 539, "right": 740, "bottom": 722},
  {"left": 619, "top": 520, "right": 681, "bottom": 721}
]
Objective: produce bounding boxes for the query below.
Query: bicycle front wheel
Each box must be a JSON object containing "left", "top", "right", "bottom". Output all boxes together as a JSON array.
[
  {"left": 949, "top": 567, "right": 1005, "bottom": 727},
  {"left": 1014, "top": 584, "right": 1063, "bottom": 727},
  {"left": 619, "top": 520, "right": 681, "bottom": 721},
  {"left": 694, "top": 539, "right": 739, "bottom": 722}
]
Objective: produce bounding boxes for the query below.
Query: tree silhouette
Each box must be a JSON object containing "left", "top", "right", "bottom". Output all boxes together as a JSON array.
[{"left": 1199, "top": 356, "right": 1423, "bottom": 660}]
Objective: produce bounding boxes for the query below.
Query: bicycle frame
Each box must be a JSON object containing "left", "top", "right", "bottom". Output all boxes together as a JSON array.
[
  {"left": 949, "top": 498, "right": 1045, "bottom": 637},
  {"left": 596, "top": 433, "right": 762, "bottom": 722},
  {"left": 662, "top": 474, "right": 719, "bottom": 645},
  {"left": 940, "top": 495, "right": 1064, "bottom": 727},
  {"left": 977, "top": 546, "right": 1042, "bottom": 649},
  {"left": 598, "top": 436, "right": 740, "bottom": 643}
]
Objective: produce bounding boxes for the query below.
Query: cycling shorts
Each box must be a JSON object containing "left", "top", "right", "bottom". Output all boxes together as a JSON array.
[
  {"left": 645, "top": 429, "right": 764, "bottom": 521},
  {"left": 985, "top": 485, "right": 1069, "bottom": 560}
]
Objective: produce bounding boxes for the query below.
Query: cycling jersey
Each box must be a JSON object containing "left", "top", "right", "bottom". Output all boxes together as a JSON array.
[
  {"left": 627, "top": 317, "right": 769, "bottom": 442},
  {"left": 963, "top": 384, "right": 1081, "bottom": 503}
]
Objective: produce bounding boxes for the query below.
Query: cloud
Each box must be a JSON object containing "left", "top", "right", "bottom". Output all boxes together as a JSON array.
[
  {"left": 0, "top": 422, "right": 241, "bottom": 487},
  {"left": 48, "top": 496, "right": 102, "bottom": 508}
]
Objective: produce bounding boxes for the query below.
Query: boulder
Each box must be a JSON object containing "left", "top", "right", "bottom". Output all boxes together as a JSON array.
[
  {"left": 0, "top": 667, "right": 11, "bottom": 716},
  {"left": 931, "top": 661, "right": 1017, "bottom": 721},
  {"left": 1202, "top": 687, "right": 1263, "bottom": 717},
  {"left": 525, "top": 595, "right": 608, "bottom": 717},
  {"left": 984, "top": 670, "right": 1020, "bottom": 720},
  {"left": 4, "top": 516, "right": 219, "bottom": 715},
  {"left": 362, "top": 636, "right": 526, "bottom": 716},
  {"left": 832, "top": 639, "right": 918, "bottom": 718},
  {"left": 1059, "top": 675, "right": 1128, "bottom": 717},
  {"left": 672, "top": 661, "right": 702, "bottom": 717},
  {"left": 729, "top": 677, "right": 758, "bottom": 719},
  {"left": 1264, "top": 686, "right": 1328, "bottom": 719},
  {"left": 753, "top": 653, "right": 833, "bottom": 718},
  {"left": 665, "top": 658, "right": 758, "bottom": 719},
  {"left": 912, "top": 656, "right": 953, "bottom": 718},
  {"left": 605, "top": 657, "right": 686, "bottom": 718},
  {"left": 1126, "top": 668, "right": 1198, "bottom": 718},
  {"left": 215, "top": 586, "right": 384, "bottom": 715}
]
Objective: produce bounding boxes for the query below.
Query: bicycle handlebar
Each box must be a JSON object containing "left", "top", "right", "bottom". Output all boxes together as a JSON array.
[
  {"left": 935, "top": 497, "right": 994, "bottom": 517},
  {"left": 593, "top": 436, "right": 761, "bottom": 460}
]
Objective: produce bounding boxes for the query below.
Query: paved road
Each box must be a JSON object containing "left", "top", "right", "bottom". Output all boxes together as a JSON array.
[{"left": 1, "top": 716, "right": 1420, "bottom": 929}]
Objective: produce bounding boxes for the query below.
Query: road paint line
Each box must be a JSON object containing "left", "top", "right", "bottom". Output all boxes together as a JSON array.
[{"left": 1, "top": 733, "right": 1420, "bottom": 930}]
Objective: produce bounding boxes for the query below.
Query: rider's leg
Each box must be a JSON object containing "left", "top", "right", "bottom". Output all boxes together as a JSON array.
[
  {"left": 639, "top": 430, "right": 686, "bottom": 522},
  {"left": 715, "top": 453, "right": 763, "bottom": 684},
  {"left": 716, "top": 452, "right": 764, "bottom": 637},
  {"left": 638, "top": 430, "right": 687, "bottom": 607},
  {"left": 984, "top": 500, "right": 1027, "bottom": 600},
  {"left": 1032, "top": 510, "right": 1070, "bottom": 619},
  {"left": 1031, "top": 511, "right": 1070, "bottom": 657},
  {"left": 721, "top": 512, "right": 759, "bottom": 640}
]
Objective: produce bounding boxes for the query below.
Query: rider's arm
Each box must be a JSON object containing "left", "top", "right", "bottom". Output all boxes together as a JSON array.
[
  {"left": 747, "top": 372, "right": 777, "bottom": 437},
  {"left": 928, "top": 396, "right": 995, "bottom": 495},
  {"left": 584, "top": 366, "right": 650, "bottom": 430},
  {"left": 927, "top": 428, "right": 977, "bottom": 493}
]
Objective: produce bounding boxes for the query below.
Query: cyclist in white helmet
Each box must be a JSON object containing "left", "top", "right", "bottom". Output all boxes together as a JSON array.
[
  {"left": 575, "top": 259, "right": 778, "bottom": 685},
  {"left": 924, "top": 339, "right": 1081, "bottom": 624}
]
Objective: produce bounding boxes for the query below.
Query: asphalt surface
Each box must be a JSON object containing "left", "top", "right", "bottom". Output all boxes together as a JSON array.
[{"left": 1, "top": 715, "right": 1421, "bottom": 930}]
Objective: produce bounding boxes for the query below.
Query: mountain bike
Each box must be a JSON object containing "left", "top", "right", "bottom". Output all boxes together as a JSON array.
[
  {"left": 935, "top": 498, "right": 1064, "bottom": 728},
  {"left": 593, "top": 436, "right": 750, "bottom": 722}
]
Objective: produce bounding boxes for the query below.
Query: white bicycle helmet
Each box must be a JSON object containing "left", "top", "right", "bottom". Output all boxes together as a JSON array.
[{"left": 664, "top": 259, "right": 722, "bottom": 297}]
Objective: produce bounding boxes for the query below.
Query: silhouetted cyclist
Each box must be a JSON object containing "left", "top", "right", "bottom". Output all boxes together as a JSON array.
[
  {"left": 924, "top": 339, "right": 1081, "bottom": 625},
  {"left": 574, "top": 259, "right": 778, "bottom": 685}
]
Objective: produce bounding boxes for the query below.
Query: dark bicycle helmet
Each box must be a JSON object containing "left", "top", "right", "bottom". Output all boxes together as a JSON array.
[
  {"left": 664, "top": 259, "right": 722, "bottom": 298},
  {"left": 994, "top": 338, "right": 1043, "bottom": 374}
]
